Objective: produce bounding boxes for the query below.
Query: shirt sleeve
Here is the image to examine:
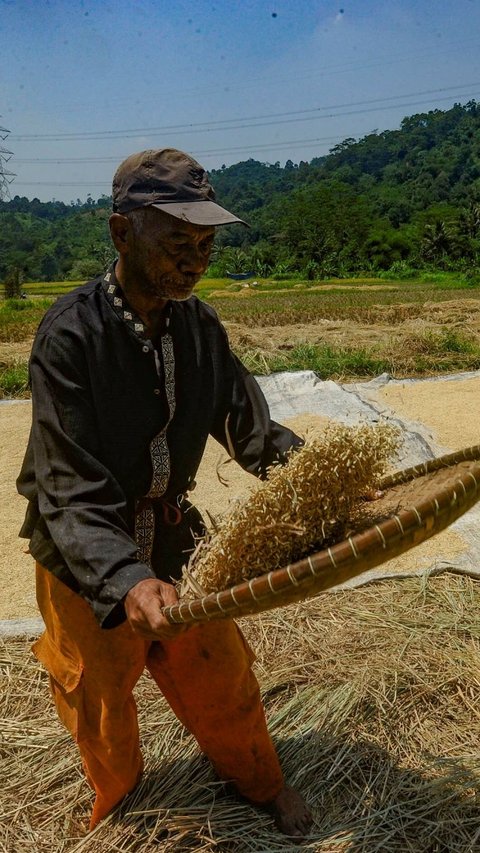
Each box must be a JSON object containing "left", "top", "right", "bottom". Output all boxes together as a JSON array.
[
  {"left": 26, "top": 331, "right": 155, "bottom": 627},
  {"left": 210, "top": 324, "right": 304, "bottom": 478}
]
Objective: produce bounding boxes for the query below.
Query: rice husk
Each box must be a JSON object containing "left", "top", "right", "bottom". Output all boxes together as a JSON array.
[{"left": 185, "top": 423, "right": 400, "bottom": 594}]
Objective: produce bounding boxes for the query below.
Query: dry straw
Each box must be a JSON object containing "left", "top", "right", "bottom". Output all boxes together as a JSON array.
[
  {"left": 185, "top": 423, "right": 400, "bottom": 595},
  {"left": 1, "top": 574, "right": 480, "bottom": 852}
]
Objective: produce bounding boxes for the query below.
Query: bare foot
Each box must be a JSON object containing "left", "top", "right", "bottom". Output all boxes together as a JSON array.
[{"left": 266, "top": 785, "right": 313, "bottom": 839}]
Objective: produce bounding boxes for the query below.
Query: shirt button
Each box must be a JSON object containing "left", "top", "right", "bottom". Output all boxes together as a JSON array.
[
  {"left": 153, "top": 388, "right": 161, "bottom": 395},
  {"left": 142, "top": 345, "right": 149, "bottom": 353}
]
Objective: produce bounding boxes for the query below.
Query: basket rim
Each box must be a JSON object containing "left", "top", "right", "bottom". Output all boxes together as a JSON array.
[{"left": 163, "top": 444, "right": 480, "bottom": 625}]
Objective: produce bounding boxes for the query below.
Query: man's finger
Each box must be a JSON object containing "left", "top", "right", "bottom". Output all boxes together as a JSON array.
[{"left": 160, "top": 584, "right": 180, "bottom": 608}]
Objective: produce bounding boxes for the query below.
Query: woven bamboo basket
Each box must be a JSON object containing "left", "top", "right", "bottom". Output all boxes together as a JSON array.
[{"left": 162, "top": 444, "right": 480, "bottom": 626}]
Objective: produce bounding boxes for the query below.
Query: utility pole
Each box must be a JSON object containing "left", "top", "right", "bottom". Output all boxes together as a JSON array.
[{"left": 0, "top": 120, "right": 16, "bottom": 199}]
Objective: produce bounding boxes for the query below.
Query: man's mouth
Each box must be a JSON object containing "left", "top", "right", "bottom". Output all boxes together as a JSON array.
[
  {"left": 150, "top": 275, "right": 199, "bottom": 299},
  {"left": 167, "top": 273, "right": 198, "bottom": 285}
]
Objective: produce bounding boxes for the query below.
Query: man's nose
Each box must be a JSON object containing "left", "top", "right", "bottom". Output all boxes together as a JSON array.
[{"left": 177, "top": 246, "right": 207, "bottom": 273}]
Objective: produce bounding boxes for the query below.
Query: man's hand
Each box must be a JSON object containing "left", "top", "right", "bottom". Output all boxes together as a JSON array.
[
  {"left": 362, "top": 489, "right": 385, "bottom": 501},
  {"left": 124, "top": 578, "right": 185, "bottom": 640}
]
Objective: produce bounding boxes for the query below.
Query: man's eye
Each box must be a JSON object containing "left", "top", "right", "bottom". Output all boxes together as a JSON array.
[
  {"left": 163, "top": 239, "right": 188, "bottom": 253},
  {"left": 165, "top": 236, "right": 213, "bottom": 254}
]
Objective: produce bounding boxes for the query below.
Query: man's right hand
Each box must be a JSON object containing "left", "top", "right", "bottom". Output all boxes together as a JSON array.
[{"left": 124, "top": 578, "right": 186, "bottom": 640}]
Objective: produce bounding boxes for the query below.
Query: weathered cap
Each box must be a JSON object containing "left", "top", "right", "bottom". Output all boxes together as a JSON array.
[{"left": 112, "top": 148, "right": 246, "bottom": 226}]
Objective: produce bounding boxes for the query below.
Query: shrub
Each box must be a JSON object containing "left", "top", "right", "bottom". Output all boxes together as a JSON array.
[
  {"left": 0, "top": 362, "right": 29, "bottom": 398},
  {"left": 3, "top": 268, "right": 23, "bottom": 299}
]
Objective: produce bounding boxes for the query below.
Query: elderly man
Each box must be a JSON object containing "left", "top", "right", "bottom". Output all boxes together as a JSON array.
[{"left": 17, "top": 149, "right": 312, "bottom": 838}]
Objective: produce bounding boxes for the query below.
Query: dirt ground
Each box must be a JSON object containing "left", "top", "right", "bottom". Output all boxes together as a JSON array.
[
  {"left": 2, "top": 373, "right": 479, "bottom": 622},
  {"left": 0, "top": 340, "right": 33, "bottom": 362}
]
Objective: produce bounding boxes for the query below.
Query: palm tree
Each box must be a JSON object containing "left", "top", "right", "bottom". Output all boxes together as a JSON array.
[{"left": 421, "top": 221, "right": 452, "bottom": 261}]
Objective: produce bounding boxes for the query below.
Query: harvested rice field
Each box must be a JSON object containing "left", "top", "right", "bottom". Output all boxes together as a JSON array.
[
  {"left": 1, "top": 574, "right": 479, "bottom": 852},
  {"left": 4, "top": 288, "right": 480, "bottom": 397},
  {"left": 2, "top": 279, "right": 480, "bottom": 851}
]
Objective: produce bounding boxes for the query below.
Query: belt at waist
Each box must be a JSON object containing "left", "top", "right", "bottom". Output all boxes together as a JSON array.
[{"left": 135, "top": 496, "right": 183, "bottom": 527}]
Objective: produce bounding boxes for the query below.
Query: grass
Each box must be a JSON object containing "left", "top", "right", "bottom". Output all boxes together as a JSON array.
[
  {"left": 208, "top": 287, "right": 480, "bottom": 327},
  {"left": 240, "top": 342, "right": 393, "bottom": 378},
  {"left": 237, "top": 331, "right": 480, "bottom": 379},
  {"left": 5, "top": 333, "right": 479, "bottom": 398},
  {"left": 0, "top": 279, "right": 228, "bottom": 300},
  {"left": 0, "top": 361, "right": 29, "bottom": 398},
  {"left": 2, "top": 277, "right": 480, "bottom": 397},
  {"left": 0, "top": 297, "right": 54, "bottom": 342},
  {"left": 1, "top": 573, "right": 479, "bottom": 851},
  {"left": 3, "top": 271, "right": 477, "bottom": 302},
  {"left": 2, "top": 280, "right": 84, "bottom": 297}
]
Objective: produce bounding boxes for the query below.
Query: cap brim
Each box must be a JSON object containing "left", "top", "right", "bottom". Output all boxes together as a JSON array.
[{"left": 150, "top": 200, "right": 248, "bottom": 226}]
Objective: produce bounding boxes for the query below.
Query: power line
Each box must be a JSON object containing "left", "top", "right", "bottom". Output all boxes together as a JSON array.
[
  {"left": 10, "top": 89, "right": 480, "bottom": 188},
  {"left": 13, "top": 182, "right": 112, "bottom": 187},
  {"left": 10, "top": 85, "right": 479, "bottom": 142},
  {"left": 13, "top": 134, "right": 352, "bottom": 164}
]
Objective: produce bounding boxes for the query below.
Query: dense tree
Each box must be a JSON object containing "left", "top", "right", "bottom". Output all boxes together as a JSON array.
[{"left": 1, "top": 102, "right": 480, "bottom": 281}]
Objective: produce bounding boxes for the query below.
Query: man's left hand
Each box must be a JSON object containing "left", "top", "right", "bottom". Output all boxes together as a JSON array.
[{"left": 124, "top": 577, "right": 186, "bottom": 640}]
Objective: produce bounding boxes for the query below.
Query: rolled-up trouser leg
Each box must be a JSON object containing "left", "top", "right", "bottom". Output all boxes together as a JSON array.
[
  {"left": 32, "top": 564, "right": 147, "bottom": 830},
  {"left": 146, "top": 620, "right": 284, "bottom": 804}
]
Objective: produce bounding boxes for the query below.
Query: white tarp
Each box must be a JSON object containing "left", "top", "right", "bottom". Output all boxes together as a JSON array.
[
  {"left": 257, "top": 370, "right": 446, "bottom": 468},
  {"left": 2, "top": 370, "right": 480, "bottom": 636},
  {"left": 257, "top": 370, "right": 480, "bottom": 591}
]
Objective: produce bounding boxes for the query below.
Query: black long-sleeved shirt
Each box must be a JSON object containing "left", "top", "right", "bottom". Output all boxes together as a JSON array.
[{"left": 17, "top": 265, "right": 302, "bottom": 627}]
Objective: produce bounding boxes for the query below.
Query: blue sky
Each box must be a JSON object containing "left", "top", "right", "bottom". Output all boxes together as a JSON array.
[{"left": 1, "top": 0, "right": 479, "bottom": 202}]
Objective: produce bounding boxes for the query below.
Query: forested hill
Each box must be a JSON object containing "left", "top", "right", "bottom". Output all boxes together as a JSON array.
[{"left": 1, "top": 100, "right": 480, "bottom": 282}]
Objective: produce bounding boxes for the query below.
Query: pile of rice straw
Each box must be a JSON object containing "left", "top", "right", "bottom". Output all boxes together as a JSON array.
[
  {"left": 1, "top": 573, "right": 479, "bottom": 852},
  {"left": 185, "top": 423, "right": 400, "bottom": 594}
]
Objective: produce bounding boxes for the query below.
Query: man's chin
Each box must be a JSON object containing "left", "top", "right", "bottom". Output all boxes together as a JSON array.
[{"left": 158, "top": 288, "right": 194, "bottom": 302}]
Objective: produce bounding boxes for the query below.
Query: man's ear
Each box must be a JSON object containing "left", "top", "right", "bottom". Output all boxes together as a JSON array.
[{"left": 109, "top": 213, "right": 132, "bottom": 254}]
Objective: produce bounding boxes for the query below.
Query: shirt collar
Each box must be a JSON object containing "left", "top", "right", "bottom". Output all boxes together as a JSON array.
[{"left": 101, "top": 262, "right": 172, "bottom": 340}]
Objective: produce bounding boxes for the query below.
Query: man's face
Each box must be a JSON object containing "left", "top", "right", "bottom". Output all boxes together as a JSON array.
[{"left": 128, "top": 207, "right": 215, "bottom": 302}]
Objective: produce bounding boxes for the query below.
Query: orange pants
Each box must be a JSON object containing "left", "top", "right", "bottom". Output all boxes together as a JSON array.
[{"left": 33, "top": 564, "right": 283, "bottom": 829}]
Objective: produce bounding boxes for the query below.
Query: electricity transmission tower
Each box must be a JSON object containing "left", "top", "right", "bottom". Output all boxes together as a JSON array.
[{"left": 0, "top": 120, "right": 15, "bottom": 199}]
